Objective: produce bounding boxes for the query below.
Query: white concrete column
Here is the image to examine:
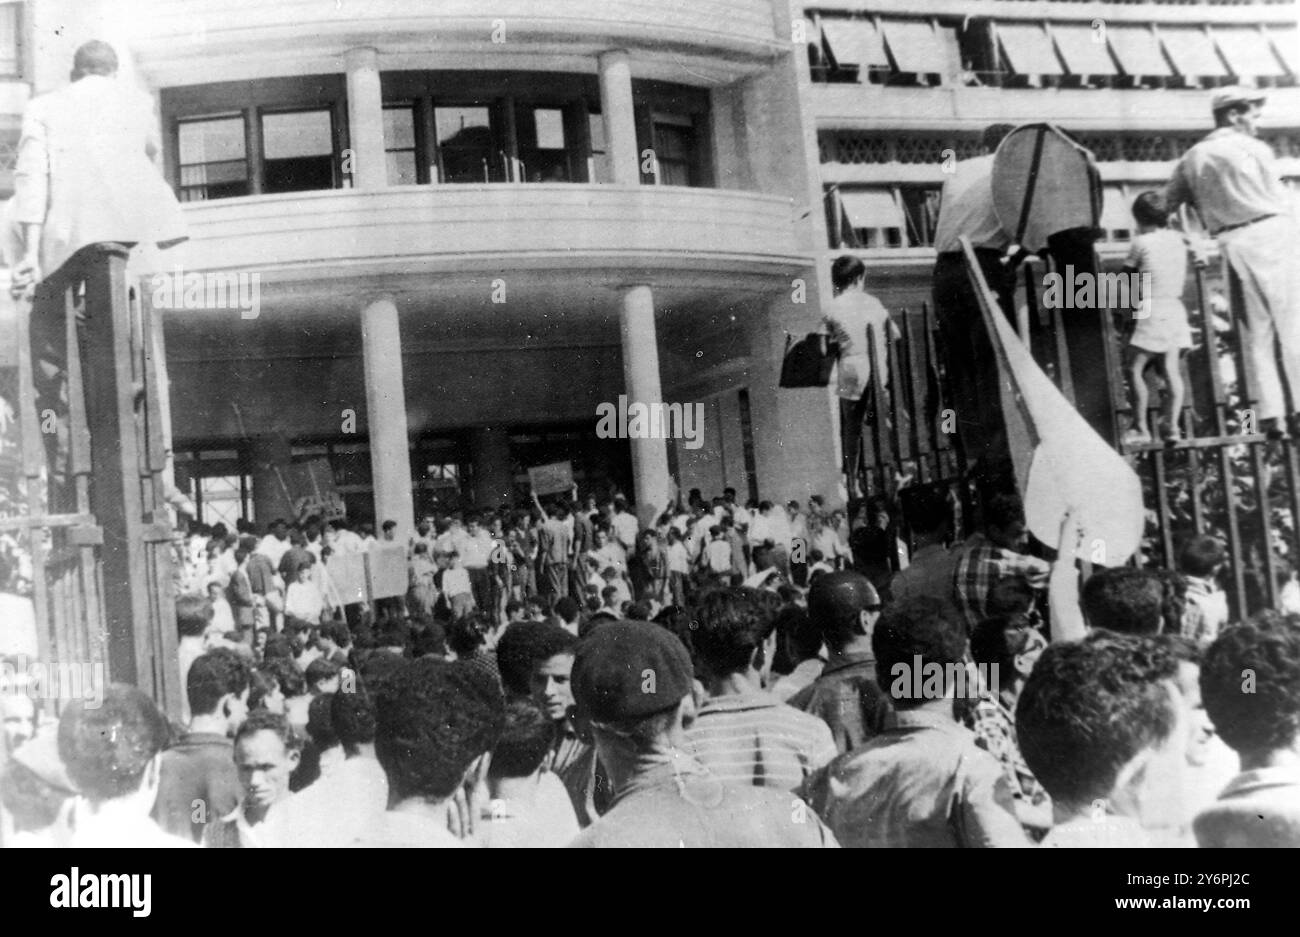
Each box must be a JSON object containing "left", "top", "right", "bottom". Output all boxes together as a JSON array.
[
  {"left": 619, "top": 285, "right": 672, "bottom": 526},
  {"left": 598, "top": 50, "right": 640, "bottom": 186},
  {"left": 361, "top": 298, "right": 415, "bottom": 542},
  {"left": 346, "top": 47, "right": 387, "bottom": 190}
]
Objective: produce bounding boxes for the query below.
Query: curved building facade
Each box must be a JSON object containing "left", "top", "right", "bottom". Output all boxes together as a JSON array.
[{"left": 1, "top": 0, "right": 841, "bottom": 536}]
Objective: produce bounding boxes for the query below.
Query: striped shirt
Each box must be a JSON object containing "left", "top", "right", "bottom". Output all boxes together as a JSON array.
[{"left": 686, "top": 690, "right": 837, "bottom": 793}]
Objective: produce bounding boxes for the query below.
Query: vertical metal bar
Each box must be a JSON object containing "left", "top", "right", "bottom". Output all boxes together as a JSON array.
[
  {"left": 1151, "top": 450, "right": 1175, "bottom": 570},
  {"left": 1185, "top": 410, "right": 1206, "bottom": 535},
  {"left": 13, "top": 289, "right": 49, "bottom": 666},
  {"left": 902, "top": 309, "right": 933, "bottom": 483},
  {"left": 1252, "top": 443, "right": 1280, "bottom": 610},
  {"left": 866, "top": 323, "right": 894, "bottom": 493},
  {"left": 887, "top": 314, "right": 913, "bottom": 474}
]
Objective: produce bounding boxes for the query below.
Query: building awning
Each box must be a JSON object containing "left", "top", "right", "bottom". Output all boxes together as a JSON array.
[
  {"left": 1159, "top": 26, "right": 1229, "bottom": 78},
  {"left": 1107, "top": 24, "right": 1174, "bottom": 78},
  {"left": 819, "top": 17, "right": 889, "bottom": 70},
  {"left": 840, "top": 188, "right": 904, "bottom": 230},
  {"left": 1051, "top": 23, "right": 1119, "bottom": 76},
  {"left": 1212, "top": 26, "right": 1286, "bottom": 79},
  {"left": 881, "top": 19, "right": 950, "bottom": 74},
  {"left": 1266, "top": 25, "right": 1299, "bottom": 75},
  {"left": 997, "top": 22, "right": 1065, "bottom": 76},
  {"left": 1100, "top": 185, "right": 1135, "bottom": 240}
]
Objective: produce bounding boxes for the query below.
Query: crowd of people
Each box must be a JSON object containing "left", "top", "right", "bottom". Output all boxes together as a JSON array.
[
  {"left": 2, "top": 476, "right": 1298, "bottom": 849},
  {"left": 1, "top": 57, "right": 1298, "bottom": 848}
]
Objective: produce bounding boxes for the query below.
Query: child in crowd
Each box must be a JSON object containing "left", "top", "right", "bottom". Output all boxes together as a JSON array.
[
  {"left": 440, "top": 551, "right": 475, "bottom": 618},
  {"left": 1123, "top": 191, "right": 1192, "bottom": 445},
  {"left": 1177, "top": 535, "right": 1228, "bottom": 646}
]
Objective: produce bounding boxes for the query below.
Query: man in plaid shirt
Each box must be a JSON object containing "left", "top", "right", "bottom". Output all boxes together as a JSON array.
[{"left": 952, "top": 493, "right": 1048, "bottom": 633}]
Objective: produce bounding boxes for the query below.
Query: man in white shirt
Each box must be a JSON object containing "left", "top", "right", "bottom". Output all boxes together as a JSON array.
[
  {"left": 460, "top": 514, "right": 497, "bottom": 611},
  {"left": 265, "top": 691, "right": 388, "bottom": 847},
  {"left": 478, "top": 700, "right": 580, "bottom": 848},
  {"left": 610, "top": 495, "right": 640, "bottom": 554},
  {"left": 255, "top": 519, "right": 290, "bottom": 570},
  {"left": 931, "top": 123, "right": 1018, "bottom": 486},
  {"left": 747, "top": 503, "right": 773, "bottom": 548},
  {"left": 1165, "top": 88, "right": 1300, "bottom": 438},
  {"left": 330, "top": 518, "right": 365, "bottom": 554},
  {"left": 58, "top": 685, "right": 195, "bottom": 848}
]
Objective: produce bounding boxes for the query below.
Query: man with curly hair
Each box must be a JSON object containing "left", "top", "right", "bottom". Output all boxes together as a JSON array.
[
  {"left": 58, "top": 684, "right": 194, "bottom": 848},
  {"left": 1016, "top": 632, "right": 1189, "bottom": 847},
  {"left": 360, "top": 658, "right": 505, "bottom": 847},
  {"left": 1195, "top": 614, "right": 1300, "bottom": 847}
]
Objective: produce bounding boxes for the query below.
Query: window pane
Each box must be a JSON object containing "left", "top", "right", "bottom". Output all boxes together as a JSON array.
[
  {"left": 386, "top": 150, "right": 418, "bottom": 186},
  {"left": 588, "top": 113, "right": 606, "bottom": 153},
  {"left": 180, "top": 161, "right": 248, "bottom": 188},
  {"left": 435, "top": 106, "right": 497, "bottom": 183},
  {"left": 179, "top": 116, "right": 246, "bottom": 165},
  {"left": 383, "top": 106, "right": 416, "bottom": 150},
  {"left": 263, "top": 110, "right": 334, "bottom": 159},
  {"left": 178, "top": 115, "right": 249, "bottom": 201},
  {"left": 534, "top": 108, "right": 566, "bottom": 150},
  {"left": 262, "top": 109, "right": 335, "bottom": 194},
  {"left": 654, "top": 122, "right": 692, "bottom": 162},
  {"left": 436, "top": 107, "right": 491, "bottom": 146},
  {"left": 200, "top": 475, "right": 246, "bottom": 530}
]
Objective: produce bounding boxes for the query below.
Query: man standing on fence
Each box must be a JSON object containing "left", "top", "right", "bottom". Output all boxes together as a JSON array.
[
  {"left": 931, "top": 124, "right": 1018, "bottom": 495},
  {"left": 1164, "top": 88, "right": 1300, "bottom": 440},
  {"left": 5, "top": 40, "right": 187, "bottom": 510},
  {"left": 823, "top": 255, "right": 895, "bottom": 498}
]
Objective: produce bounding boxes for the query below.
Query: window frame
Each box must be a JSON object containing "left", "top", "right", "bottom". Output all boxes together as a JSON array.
[{"left": 175, "top": 112, "right": 253, "bottom": 203}]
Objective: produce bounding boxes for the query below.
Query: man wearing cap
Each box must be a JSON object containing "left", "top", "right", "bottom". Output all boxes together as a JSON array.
[
  {"left": 567, "top": 620, "right": 838, "bottom": 848},
  {"left": 1165, "top": 87, "right": 1300, "bottom": 438}
]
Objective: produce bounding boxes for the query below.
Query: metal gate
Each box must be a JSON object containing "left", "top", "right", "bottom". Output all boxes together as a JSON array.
[
  {"left": 6, "top": 243, "right": 181, "bottom": 718},
  {"left": 854, "top": 250, "right": 1300, "bottom": 622}
]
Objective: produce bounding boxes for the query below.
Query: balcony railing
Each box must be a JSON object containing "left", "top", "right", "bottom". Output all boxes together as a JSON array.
[{"left": 175, "top": 184, "right": 809, "bottom": 278}]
